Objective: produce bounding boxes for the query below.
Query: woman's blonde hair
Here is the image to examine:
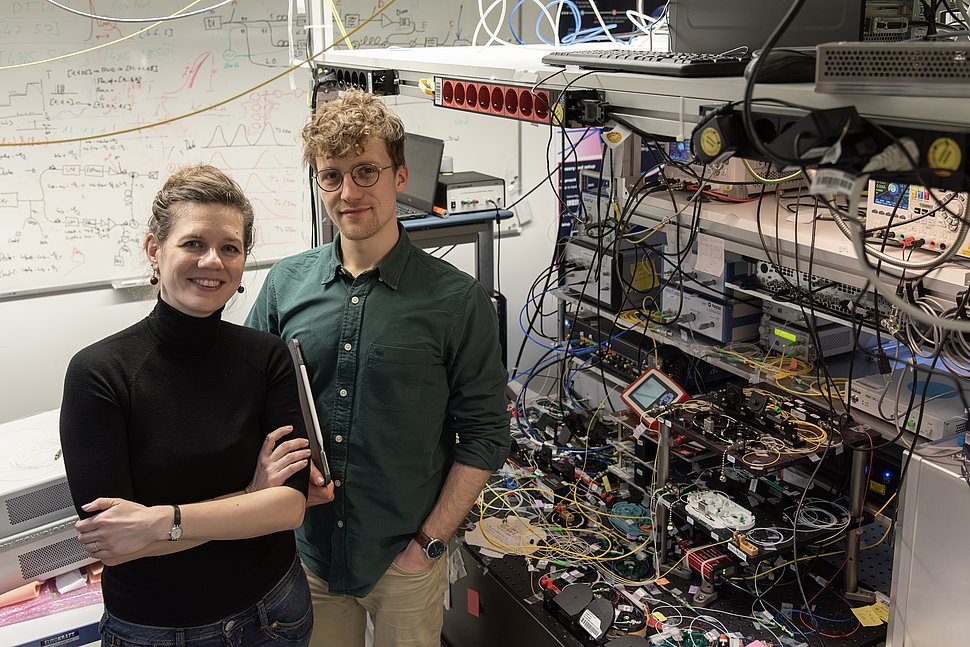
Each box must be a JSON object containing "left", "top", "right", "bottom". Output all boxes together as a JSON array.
[{"left": 149, "top": 164, "right": 255, "bottom": 254}]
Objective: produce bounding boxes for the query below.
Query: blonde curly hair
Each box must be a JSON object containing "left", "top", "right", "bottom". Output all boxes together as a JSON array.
[{"left": 302, "top": 90, "right": 406, "bottom": 170}]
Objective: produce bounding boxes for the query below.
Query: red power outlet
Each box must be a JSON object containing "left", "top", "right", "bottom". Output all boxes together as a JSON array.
[{"left": 434, "top": 78, "right": 556, "bottom": 125}]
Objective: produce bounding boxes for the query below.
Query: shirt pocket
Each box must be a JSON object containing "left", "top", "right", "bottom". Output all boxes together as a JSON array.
[{"left": 363, "top": 345, "right": 430, "bottom": 412}]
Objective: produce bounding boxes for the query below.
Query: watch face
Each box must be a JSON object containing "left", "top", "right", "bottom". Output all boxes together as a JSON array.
[
  {"left": 426, "top": 539, "right": 446, "bottom": 560},
  {"left": 169, "top": 526, "right": 183, "bottom": 541}
]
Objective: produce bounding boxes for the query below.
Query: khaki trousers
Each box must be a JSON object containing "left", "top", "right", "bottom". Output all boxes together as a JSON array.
[{"left": 303, "top": 557, "right": 448, "bottom": 647}]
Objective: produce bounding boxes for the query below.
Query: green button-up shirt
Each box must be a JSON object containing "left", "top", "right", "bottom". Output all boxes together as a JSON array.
[{"left": 246, "top": 227, "right": 510, "bottom": 596}]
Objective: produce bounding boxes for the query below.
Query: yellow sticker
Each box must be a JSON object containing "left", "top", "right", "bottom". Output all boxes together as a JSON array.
[
  {"left": 602, "top": 475, "right": 612, "bottom": 491},
  {"left": 850, "top": 605, "right": 884, "bottom": 627},
  {"left": 605, "top": 130, "right": 623, "bottom": 144},
  {"left": 873, "top": 602, "right": 890, "bottom": 623},
  {"left": 698, "top": 127, "right": 722, "bottom": 158},
  {"left": 652, "top": 611, "right": 668, "bottom": 622},
  {"left": 630, "top": 259, "right": 658, "bottom": 290},
  {"left": 927, "top": 137, "right": 962, "bottom": 175},
  {"left": 550, "top": 103, "right": 565, "bottom": 127},
  {"left": 869, "top": 481, "right": 886, "bottom": 495}
]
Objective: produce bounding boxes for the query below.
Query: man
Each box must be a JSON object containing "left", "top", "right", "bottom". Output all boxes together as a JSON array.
[{"left": 246, "top": 90, "right": 510, "bottom": 647}]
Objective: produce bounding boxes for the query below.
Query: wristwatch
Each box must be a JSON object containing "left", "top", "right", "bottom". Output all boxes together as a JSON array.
[
  {"left": 414, "top": 529, "right": 446, "bottom": 560},
  {"left": 168, "top": 504, "right": 183, "bottom": 541}
]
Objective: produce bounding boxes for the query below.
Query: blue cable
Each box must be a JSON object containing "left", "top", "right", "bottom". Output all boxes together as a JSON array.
[
  {"left": 513, "top": 349, "right": 613, "bottom": 453},
  {"left": 565, "top": 352, "right": 596, "bottom": 410},
  {"left": 508, "top": 0, "right": 527, "bottom": 44},
  {"left": 561, "top": 23, "right": 618, "bottom": 44},
  {"left": 537, "top": 0, "right": 581, "bottom": 45}
]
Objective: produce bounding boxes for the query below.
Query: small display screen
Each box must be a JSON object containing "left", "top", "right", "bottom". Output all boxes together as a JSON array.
[
  {"left": 669, "top": 140, "right": 692, "bottom": 163},
  {"left": 629, "top": 375, "right": 678, "bottom": 412},
  {"left": 773, "top": 327, "right": 798, "bottom": 343},
  {"left": 873, "top": 181, "right": 910, "bottom": 210}
]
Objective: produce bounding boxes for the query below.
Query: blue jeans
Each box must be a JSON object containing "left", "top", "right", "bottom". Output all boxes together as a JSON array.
[{"left": 99, "top": 558, "right": 312, "bottom": 647}]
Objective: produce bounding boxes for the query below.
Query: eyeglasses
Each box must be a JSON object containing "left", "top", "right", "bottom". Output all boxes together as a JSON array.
[{"left": 314, "top": 163, "right": 394, "bottom": 192}]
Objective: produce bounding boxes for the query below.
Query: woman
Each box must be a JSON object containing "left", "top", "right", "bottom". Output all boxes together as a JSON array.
[{"left": 59, "top": 164, "right": 314, "bottom": 647}]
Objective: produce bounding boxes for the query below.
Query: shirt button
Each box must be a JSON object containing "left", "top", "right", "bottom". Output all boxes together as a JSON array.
[
  {"left": 225, "top": 620, "right": 236, "bottom": 632},
  {"left": 339, "top": 388, "right": 348, "bottom": 397},
  {"left": 351, "top": 296, "right": 360, "bottom": 304},
  {"left": 344, "top": 343, "right": 352, "bottom": 351},
  {"left": 334, "top": 479, "right": 342, "bottom": 487},
  {"left": 335, "top": 435, "right": 343, "bottom": 443},
  {"left": 337, "top": 520, "right": 344, "bottom": 528}
]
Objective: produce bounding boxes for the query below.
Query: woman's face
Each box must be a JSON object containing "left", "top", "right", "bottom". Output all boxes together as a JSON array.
[{"left": 145, "top": 203, "right": 246, "bottom": 317}]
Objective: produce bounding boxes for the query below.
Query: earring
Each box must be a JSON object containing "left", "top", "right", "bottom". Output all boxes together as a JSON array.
[
  {"left": 237, "top": 284, "right": 245, "bottom": 294},
  {"left": 149, "top": 268, "right": 159, "bottom": 285}
]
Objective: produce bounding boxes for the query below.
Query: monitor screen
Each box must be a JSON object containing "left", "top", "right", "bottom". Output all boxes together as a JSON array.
[
  {"left": 669, "top": 140, "right": 692, "bottom": 163},
  {"left": 628, "top": 374, "right": 679, "bottom": 412},
  {"left": 872, "top": 181, "right": 910, "bottom": 210},
  {"left": 667, "top": 0, "right": 864, "bottom": 54}
]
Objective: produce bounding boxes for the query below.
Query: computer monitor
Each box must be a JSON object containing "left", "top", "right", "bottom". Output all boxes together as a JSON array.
[{"left": 666, "top": 0, "right": 864, "bottom": 54}]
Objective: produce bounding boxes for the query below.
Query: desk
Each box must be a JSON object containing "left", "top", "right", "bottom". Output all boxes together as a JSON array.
[{"left": 319, "top": 209, "right": 511, "bottom": 294}]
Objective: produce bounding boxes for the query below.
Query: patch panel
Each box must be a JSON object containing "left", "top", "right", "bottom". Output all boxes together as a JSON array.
[
  {"left": 434, "top": 77, "right": 557, "bottom": 125},
  {"left": 750, "top": 262, "right": 894, "bottom": 329},
  {"left": 313, "top": 64, "right": 399, "bottom": 96}
]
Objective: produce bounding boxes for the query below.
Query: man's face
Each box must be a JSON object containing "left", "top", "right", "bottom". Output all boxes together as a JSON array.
[{"left": 315, "top": 137, "right": 407, "bottom": 243}]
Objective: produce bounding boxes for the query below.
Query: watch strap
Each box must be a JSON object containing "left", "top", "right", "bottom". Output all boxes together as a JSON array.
[
  {"left": 414, "top": 528, "right": 433, "bottom": 550},
  {"left": 168, "top": 504, "right": 182, "bottom": 541}
]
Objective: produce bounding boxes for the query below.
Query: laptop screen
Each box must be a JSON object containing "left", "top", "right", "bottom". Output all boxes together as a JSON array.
[{"left": 398, "top": 133, "right": 444, "bottom": 212}]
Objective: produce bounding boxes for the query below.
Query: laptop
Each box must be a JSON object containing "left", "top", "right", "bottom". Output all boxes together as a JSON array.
[
  {"left": 286, "top": 338, "right": 332, "bottom": 485},
  {"left": 396, "top": 133, "right": 444, "bottom": 220}
]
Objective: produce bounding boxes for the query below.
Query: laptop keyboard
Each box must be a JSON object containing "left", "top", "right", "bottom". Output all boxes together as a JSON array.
[{"left": 396, "top": 203, "right": 427, "bottom": 220}]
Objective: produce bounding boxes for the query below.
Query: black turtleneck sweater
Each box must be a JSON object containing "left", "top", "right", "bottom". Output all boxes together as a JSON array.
[{"left": 59, "top": 298, "right": 310, "bottom": 627}]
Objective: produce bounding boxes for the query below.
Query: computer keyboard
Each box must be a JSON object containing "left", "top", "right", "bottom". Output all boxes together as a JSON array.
[{"left": 541, "top": 49, "right": 752, "bottom": 77}]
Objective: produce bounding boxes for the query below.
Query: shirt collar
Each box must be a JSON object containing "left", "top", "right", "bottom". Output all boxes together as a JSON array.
[{"left": 320, "top": 223, "right": 412, "bottom": 289}]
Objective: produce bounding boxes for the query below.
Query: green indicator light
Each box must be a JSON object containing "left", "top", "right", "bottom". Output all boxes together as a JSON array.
[
  {"left": 774, "top": 328, "right": 798, "bottom": 343},
  {"left": 907, "top": 419, "right": 916, "bottom": 429}
]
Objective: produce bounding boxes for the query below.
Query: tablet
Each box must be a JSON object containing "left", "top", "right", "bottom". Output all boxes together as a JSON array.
[
  {"left": 287, "top": 338, "right": 332, "bottom": 484},
  {"left": 620, "top": 367, "right": 689, "bottom": 426}
]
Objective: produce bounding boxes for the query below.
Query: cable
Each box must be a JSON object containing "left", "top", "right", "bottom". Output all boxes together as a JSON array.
[
  {"left": 0, "top": 0, "right": 209, "bottom": 70},
  {"left": 741, "top": 0, "right": 808, "bottom": 167},
  {"left": 44, "top": 0, "right": 234, "bottom": 22}
]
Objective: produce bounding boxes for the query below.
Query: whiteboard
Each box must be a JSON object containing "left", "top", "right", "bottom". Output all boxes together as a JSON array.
[
  {"left": 0, "top": 1, "right": 313, "bottom": 296},
  {"left": 334, "top": 1, "right": 474, "bottom": 48}
]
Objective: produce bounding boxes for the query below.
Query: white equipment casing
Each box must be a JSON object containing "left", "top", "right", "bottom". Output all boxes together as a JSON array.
[{"left": 0, "top": 410, "right": 91, "bottom": 596}]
